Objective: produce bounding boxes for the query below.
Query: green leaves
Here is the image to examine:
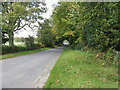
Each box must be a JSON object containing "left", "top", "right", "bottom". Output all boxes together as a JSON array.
[
  {"left": 1, "top": 2, "right": 47, "bottom": 46},
  {"left": 37, "top": 19, "right": 55, "bottom": 47},
  {"left": 52, "top": 2, "right": 119, "bottom": 51},
  {"left": 63, "top": 31, "right": 76, "bottom": 37}
]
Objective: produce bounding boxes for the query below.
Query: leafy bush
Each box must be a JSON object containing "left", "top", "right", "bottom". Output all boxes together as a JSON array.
[
  {"left": 34, "top": 43, "right": 45, "bottom": 48},
  {"left": 24, "top": 36, "right": 35, "bottom": 47},
  {"left": 2, "top": 44, "right": 42, "bottom": 55},
  {"left": 104, "top": 48, "right": 119, "bottom": 65},
  {"left": 2, "top": 46, "right": 27, "bottom": 55}
]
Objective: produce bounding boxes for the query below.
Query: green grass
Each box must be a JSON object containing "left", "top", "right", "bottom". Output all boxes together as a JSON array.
[
  {"left": 44, "top": 48, "right": 118, "bottom": 88},
  {"left": 0, "top": 48, "right": 50, "bottom": 60}
]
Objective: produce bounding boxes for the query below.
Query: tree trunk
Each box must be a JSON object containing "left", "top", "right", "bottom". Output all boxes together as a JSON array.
[{"left": 9, "top": 31, "right": 14, "bottom": 46}]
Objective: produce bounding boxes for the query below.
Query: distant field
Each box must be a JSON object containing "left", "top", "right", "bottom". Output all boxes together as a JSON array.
[{"left": 5, "top": 42, "right": 25, "bottom": 46}]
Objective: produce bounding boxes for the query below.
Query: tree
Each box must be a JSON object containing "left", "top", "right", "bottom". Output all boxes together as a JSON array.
[
  {"left": 37, "top": 19, "right": 55, "bottom": 47},
  {"left": 1, "top": 2, "right": 46, "bottom": 46},
  {"left": 52, "top": 2, "right": 119, "bottom": 51},
  {"left": 52, "top": 2, "right": 79, "bottom": 45}
]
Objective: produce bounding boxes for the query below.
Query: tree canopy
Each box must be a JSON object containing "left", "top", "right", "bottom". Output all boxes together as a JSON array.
[
  {"left": 1, "top": 2, "right": 119, "bottom": 52},
  {"left": 1, "top": 2, "right": 46, "bottom": 46},
  {"left": 50, "top": 2, "right": 119, "bottom": 51}
]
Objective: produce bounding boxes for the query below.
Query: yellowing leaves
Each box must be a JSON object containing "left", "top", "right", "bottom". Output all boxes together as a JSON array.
[
  {"left": 75, "top": 37, "right": 82, "bottom": 43},
  {"left": 63, "top": 31, "right": 76, "bottom": 37},
  {"left": 51, "top": 26, "right": 57, "bottom": 33}
]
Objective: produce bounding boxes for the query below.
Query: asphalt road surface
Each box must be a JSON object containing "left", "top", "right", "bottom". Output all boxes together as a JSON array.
[{"left": 1, "top": 46, "right": 65, "bottom": 88}]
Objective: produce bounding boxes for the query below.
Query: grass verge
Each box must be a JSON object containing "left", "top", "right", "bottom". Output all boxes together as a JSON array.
[
  {"left": 0, "top": 48, "right": 50, "bottom": 60},
  {"left": 44, "top": 48, "right": 118, "bottom": 88}
]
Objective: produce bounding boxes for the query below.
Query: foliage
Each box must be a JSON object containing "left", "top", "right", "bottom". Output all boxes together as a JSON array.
[
  {"left": 24, "top": 36, "right": 35, "bottom": 47},
  {"left": 2, "top": 32, "right": 9, "bottom": 44},
  {"left": 52, "top": 2, "right": 119, "bottom": 51},
  {"left": 52, "top": 2, "right": 79, "bottom": 45},
  {"left": 104, "top": 48, "right": 119, "bottom": 65},
  {"left": 2, "top": 44, "right": 42, "bottom": 55},
  {"left": 14, "top": 37, "right": 24, "bottom": 43},
  {"left": 79, "top": 46, "right": 119, "bottom": 66},
  {"left": 1, "top": 48, "right": 49, "bottom": 59},
  {"left": 2, "top": 45, "right": 27, "bottom": 55},
  {"left": 1, "top": 2, "right": 46, "bottom": 46},
  {"left": 37, "top": 19, "right": 55, "bottom": 47}
]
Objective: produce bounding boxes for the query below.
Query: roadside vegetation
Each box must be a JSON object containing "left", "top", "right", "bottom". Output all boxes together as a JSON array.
[
  {"left": 0, "top": 48, "right": 49, "bottom": 60},
  {"left": 1, "top": 2, "right": 59, "bottom": 58},
  {"left": 44, "top": 2, "right": 119, "bottom": 88},
  {"left": 1, "top": 36, "right": 47, "bottom": 57},
  {"left": 1, "top": 2, "right": 119, "bottom": 88},
  {"left": 44, "top": 48, "right": 118, "bottom": 88}
]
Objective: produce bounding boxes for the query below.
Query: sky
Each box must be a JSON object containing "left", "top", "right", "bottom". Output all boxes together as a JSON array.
[{"left": 14, "top": 0, "right": 59, "bottom": 38}]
